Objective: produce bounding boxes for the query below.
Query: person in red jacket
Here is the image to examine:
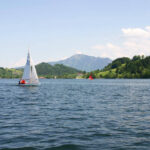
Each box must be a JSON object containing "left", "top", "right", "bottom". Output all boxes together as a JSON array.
[{"left": 19, "top": 80, "right": 26, "bottom": 84}]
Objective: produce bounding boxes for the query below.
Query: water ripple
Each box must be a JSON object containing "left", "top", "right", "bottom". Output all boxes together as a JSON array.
[{"left": 0, "top": 79, "right": 150, "bottom": 150}]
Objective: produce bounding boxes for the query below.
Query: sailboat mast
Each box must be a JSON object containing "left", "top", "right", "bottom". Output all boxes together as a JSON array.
[{"left": 28, "top": 50, "right": 32, "bottom": 83}]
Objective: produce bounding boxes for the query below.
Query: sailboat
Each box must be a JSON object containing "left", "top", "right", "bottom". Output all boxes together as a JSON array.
[{"left": 19, "top": 50, "right": 39, "bottom": 86}]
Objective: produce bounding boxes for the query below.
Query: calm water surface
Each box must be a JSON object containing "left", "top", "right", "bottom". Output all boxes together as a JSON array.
[{"left": 0, "top": 79, "right": 150, "bottom": 150}]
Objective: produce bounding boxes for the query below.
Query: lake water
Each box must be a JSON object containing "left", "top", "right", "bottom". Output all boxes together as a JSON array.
[{"left": 0, "top": 79, "right": 150, "bottom": 150}]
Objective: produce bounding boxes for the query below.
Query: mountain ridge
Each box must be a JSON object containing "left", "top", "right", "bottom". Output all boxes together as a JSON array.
[{"left": 49, "top": 54, "right": 112, "bottom": 72}]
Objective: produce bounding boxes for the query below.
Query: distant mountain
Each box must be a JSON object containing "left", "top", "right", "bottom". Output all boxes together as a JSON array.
[{"left": 49, "top": 54, "right": 112, "bottom": 72}]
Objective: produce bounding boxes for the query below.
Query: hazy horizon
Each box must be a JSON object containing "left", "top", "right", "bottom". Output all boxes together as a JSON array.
[
  {"left": 8, "top": 53, "right": 112, "bottom": 69},
  {"left": 1, "top": 0, "right": 150, "bottom": 67}
]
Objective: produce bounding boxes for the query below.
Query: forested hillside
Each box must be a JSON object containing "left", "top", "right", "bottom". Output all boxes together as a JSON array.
[
  {"left": 0, "top": 63, "right": 82, "bottom": 78},
  {"left": 84, "top": 55, "right": 150, "bottom": 78},
  {"left": 36, "top": 63, "right": 82, "bottom": 78},
  {"left": 0, "top": 68, "right": 22, "bottom": 78}
]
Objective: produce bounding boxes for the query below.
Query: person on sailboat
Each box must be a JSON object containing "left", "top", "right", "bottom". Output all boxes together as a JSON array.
[{"left": 19, "top": 79, "right": 26, "bottom": 84}]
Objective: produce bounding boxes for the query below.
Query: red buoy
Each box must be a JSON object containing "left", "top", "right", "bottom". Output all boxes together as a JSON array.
[{"left": 88, "top": 75, "right": 93, "bottom": 80}]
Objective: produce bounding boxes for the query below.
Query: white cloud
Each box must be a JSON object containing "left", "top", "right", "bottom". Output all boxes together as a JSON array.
[
  {"left": 9, "top": 57, "right": 26, "bottom": 68},
  {"left": 59, "top": 56, "right": 68, "bottom": 60},
  {"left": 145, "top": 26, "right": 150, "bottom": 31},
  {"left": 92, "top": 43, "right": 128, "bottom": 59},
  {"left": 92, "top": 26, "right": 150, "bottom": 59},
  {"left": 122, "top": 27, "right": 150, "bottom": 38},
  {"left": 92, "top": 45, "right": 105, "bottom": 50},
  {"left": 10, "top": 57, "right": 41, "bottom": 68},
  {"left": 76, "top": 51, "right": 83, "bottom": 54},
  {"left": 72, "top": 49, "right": 83, "bottom": 55}
]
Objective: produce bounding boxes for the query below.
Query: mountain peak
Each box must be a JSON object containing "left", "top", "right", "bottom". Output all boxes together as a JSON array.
[{"left": 49, "top": 54, "right": 112, "bottom": 72}]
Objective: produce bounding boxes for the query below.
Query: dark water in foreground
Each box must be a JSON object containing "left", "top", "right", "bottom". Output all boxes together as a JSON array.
[{"left": 0, "top": 79, "right": 150, "bottom": 150}]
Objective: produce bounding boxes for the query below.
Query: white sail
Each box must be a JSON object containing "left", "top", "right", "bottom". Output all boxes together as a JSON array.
[{"left": 22, "top": 51, "right": 39, "bottom": 85}]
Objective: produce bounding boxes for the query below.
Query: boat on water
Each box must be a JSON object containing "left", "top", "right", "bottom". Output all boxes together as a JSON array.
[
  {"left": 18, "top": 50, "right": 39, "bottom": 86},
  {"left": 88, "top": 75, "right": 93, "bottom": 80}
]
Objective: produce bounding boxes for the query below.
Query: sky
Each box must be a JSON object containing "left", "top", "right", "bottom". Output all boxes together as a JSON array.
[{"left": 1, "top": 0, "right": 150, "bottom": 67}]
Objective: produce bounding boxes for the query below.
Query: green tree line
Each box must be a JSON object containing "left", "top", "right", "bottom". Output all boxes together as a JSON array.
[
  {"left": 83, "top": 55, "right": 150, "bottom": 79},
  {"left": 0, "top": 63, "right": 82, "bottom": 79},
  {"left": 1, "top": 55, "right": 150, "bottom": 79}
]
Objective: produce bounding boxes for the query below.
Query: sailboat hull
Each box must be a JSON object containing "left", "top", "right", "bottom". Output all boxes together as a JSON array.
[{"left": 18, "top": 83, "right": 40, "bottom": 86}]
